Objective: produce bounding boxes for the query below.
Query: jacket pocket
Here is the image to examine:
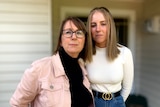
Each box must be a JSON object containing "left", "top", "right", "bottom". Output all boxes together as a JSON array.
[{"left": 41, "top": 81, "right": 63, "bottom": 106}]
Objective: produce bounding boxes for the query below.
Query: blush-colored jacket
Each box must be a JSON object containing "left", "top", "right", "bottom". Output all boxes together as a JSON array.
[{"left": 10, "top": 53, "right": 94, "bottom": 107}]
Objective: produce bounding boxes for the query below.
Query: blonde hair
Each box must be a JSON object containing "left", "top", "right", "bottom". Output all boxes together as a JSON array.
[{"left": 87, "top": 7, "right": 120, "bottom": 61}]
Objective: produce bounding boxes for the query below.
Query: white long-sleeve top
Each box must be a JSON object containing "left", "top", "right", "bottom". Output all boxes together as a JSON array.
[{"left": 86, "top": 45, "right": 134, "bottom": 101}]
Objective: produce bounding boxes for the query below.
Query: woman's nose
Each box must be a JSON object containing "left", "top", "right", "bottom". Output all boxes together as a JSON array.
[
  {"left": 96, "top": 25, "right": 101, "bottom": 31},
  {"left": 71, "top": 33, "right": 77, "bottom": 39}
]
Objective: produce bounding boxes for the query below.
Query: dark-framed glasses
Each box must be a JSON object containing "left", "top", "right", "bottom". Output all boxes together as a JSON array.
[{"left": 62, "top": 29, "right": 85, "bottom": 38}]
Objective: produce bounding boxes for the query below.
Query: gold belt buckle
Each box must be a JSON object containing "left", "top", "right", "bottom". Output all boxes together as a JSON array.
[{"left": 102, "top": 92, "right": 112, "bottom": 100}]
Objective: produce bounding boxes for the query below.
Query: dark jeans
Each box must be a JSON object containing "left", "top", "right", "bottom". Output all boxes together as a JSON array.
[{"left": 94, "top": 95, "right": 126, "bottom": 107}]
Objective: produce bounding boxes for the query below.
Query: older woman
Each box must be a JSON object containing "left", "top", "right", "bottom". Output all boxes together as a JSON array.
[{"left": 10, "top": 17, "right": 94, "bottom": 107}]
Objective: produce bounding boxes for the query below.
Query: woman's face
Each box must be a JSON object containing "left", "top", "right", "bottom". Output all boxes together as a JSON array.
[
  {"left": 61, "top": 20, "right": 85, "bottom": 58},
  {"left": 91, "top": 11, "right": 109, "bottom": 48}
]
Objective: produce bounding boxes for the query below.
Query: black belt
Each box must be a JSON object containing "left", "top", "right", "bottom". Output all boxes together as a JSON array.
[{"left": 92, "top": 90, "right": 121, "bottom": 100}]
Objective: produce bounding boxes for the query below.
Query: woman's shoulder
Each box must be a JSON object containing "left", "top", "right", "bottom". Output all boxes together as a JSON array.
[
  {"left": 118, "top": 44, "right": 131, "bottom": 52},
  {"left": 31, "top": 53, "right": 60, "bottom": 66},
  {"left": 31, "top": 56, "right": 53, "bottom": 66},
  {"left": 118, "top": 44, "right": 132, "bottom": 57}
]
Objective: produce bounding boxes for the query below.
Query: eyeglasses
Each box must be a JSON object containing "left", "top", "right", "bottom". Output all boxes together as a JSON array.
[{"left": 62, "top": 29, "right": 85, "bottom": 38}]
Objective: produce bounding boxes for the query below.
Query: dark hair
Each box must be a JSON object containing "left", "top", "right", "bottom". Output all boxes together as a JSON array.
[{"left": 54, "top": 16, "right": 93, "bottom": 62}]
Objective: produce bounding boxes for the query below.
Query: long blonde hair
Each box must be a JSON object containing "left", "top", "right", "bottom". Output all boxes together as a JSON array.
[{"left": 87, "top": 7, "right": 120, "bottom": 61}]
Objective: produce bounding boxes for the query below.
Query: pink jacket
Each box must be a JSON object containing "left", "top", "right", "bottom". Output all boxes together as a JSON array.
[{"left": 10, "top": 53, "right": 94, "bottom": 107}]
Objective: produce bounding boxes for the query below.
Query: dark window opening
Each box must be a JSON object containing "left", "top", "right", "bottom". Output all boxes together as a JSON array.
[{"left": 114, "top": 18, "right": 128, "bottom": 46}]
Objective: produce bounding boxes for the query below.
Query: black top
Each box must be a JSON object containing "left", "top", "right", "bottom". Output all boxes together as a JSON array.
[{"left": 59, "top": 47, "right": 92, "bottom": 107}]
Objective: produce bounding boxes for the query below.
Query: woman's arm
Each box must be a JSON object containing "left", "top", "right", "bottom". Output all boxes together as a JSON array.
[
  {"left": 121, "top": 47, "right": 134, "bottom": 101},
  {"left": 10, "top": 64, "right": 40, "bottom": 107}
]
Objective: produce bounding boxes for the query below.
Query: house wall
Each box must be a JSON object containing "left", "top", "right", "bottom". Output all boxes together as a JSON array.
[
  {"left": 0, "top": 0, "right": 52, "bottom": 106},
  {"left": 140, "top": 0, "right": 160, "bottom": 107}
]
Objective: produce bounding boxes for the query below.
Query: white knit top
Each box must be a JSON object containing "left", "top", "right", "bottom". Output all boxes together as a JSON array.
[{"left": 86, "top": 45, "right": 134, "bottom": 101}]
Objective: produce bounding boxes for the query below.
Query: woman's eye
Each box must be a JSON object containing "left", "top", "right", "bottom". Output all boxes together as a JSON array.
[
  {"left": 65, "top": 31, "right": 72, "bottom": 34},
  {"left": 91, "top": 24, "right": 96, "bottom": 27},
  {"left": 101, "top": 23, "right": 107, "bottom": 26},
  {"left": 76, "top": 31, "right": 83, "bottom": 35}
]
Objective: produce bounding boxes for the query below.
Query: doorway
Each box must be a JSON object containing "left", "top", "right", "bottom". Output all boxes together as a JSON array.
[{"left": 114, "top": 18, "right": 128, "bottom": 46}]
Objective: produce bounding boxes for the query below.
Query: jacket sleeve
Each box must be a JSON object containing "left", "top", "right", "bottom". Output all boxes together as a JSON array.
[{"left": 10, "top": 64, "right": 40, "bottom": 107}]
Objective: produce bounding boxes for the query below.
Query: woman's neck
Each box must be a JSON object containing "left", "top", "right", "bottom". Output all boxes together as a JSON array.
[{"left": 95, "top": 43, "right": 106, "bottom": 48}]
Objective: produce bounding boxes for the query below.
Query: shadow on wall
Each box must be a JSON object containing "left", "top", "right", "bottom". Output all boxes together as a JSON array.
[{"left": 126, "top": 94, "right": 148, "bottom": 107}]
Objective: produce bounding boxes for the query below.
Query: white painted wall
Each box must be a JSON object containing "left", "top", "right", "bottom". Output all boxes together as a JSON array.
[
  {"left": 0, "top": 0, "right": 52, "bottom": 106},
  {"left": 139, "top": 0, "right": 160, "bottom": 107}
]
